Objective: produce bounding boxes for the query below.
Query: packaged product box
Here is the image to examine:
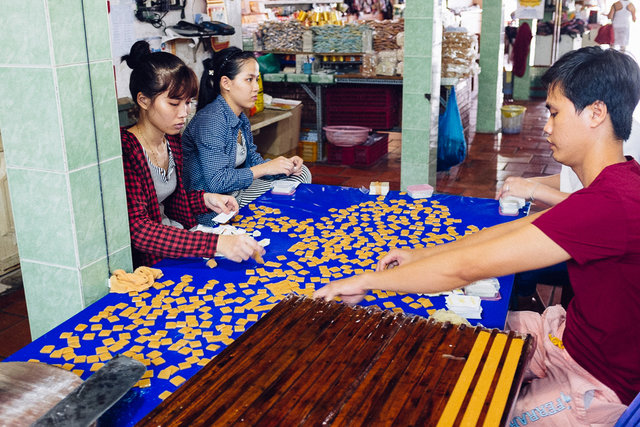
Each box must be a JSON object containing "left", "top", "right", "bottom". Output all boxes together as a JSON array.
[
  {"left": 263, "top": 73, "right": 287, "bottom": 82},
  {"left": 286, "top": 73, "right": 310, "bottom": 83},
  {"left": 310, "top": 73, "right": 334, "bottom": 84},
  {"left": 253, "top": 104, "right": 303, "bottom": 158}
]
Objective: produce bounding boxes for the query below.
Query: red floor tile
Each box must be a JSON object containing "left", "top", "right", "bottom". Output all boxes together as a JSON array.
[
  {"left": 0, "top": 312, "right": 24, "bottom": 332},
  {"left": 0, "top": 288, "right": 26, "bottom": 311},
  {"left": 307, "top": 164, "right": 348, "bottom": 176},
  {"left": 503, "top": 163, "right": 548, "bottom": 174},
  {"left": 0, "top": 319, "right": 32, "bottom": 359},
  {"left": 3, "top": 296, "right": 28, "bottom": 317}
]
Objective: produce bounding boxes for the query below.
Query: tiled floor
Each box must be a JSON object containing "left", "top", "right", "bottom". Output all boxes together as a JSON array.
[
  {"left": 0, "top": 277, "right": 31, "bottom": 361},
  {"left": 308, "top": 98, "right": 558, "bottom": 199},
  {"left": 0, "top": 97, "right": 557, "bottom": 360}
]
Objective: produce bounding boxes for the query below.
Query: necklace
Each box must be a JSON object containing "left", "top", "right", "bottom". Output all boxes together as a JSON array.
[
  {"left": 237, "top": 130, "right": 246, "bottom": 157},
  {"left": 136, "top": 125, "right": 167, "bottom": 167}
]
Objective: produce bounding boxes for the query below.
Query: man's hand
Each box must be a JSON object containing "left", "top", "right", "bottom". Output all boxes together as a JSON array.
[
  {"left": 376, "top": 248, "right": 416, "bottom": 271},
  {"left": 497, "top": 177, "right": 535, "bottom": 200},
  {"left": 313, "top": 274, "right": 371, "bottom": 305}
]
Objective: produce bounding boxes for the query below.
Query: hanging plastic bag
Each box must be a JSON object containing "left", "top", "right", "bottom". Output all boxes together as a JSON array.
[
  {"left": 437, "top": 86, "right": 467, "bottom": 172},
  {"left": 256, "top": 53, "right": 281, "bottom": 75}
]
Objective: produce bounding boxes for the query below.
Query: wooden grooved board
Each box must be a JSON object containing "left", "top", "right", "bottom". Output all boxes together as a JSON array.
[{"left": 137, "top": 295, "right": 532, "bottom": 427}]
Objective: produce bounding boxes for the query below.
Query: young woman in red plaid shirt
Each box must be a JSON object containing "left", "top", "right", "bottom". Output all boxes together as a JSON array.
[{"left": 121, "top": 41, "right": 263, "bottom": 268}]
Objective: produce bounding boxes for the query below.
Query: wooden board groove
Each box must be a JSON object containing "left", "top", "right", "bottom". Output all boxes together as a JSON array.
[{"left": 137, "top": 295, "right": 532, "bottom": 427}]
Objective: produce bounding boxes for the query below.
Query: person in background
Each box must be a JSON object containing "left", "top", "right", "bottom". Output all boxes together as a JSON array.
[
  {"left": 608, "top": 0, "right": 636, "bottom": 51},
  {"left": 315, "top": 46, "right": 640, "bottom": 425},
  {"left": 121, "top": 41, "right": 263, "bottom": 268},
  {"left": 182, "top": 47, "right": 311, "bottom": 225}
]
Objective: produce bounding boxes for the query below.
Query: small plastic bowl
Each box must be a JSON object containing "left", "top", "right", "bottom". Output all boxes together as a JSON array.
[
  {"left": 407, "top": 184, "right": 434, "bottom": 199},
  {"left": 323, "top": 126, "right": 371, "bottom": 147}
]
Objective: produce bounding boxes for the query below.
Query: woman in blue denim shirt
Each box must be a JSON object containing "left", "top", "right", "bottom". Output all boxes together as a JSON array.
[{"left": 182, "top": 47, "right": 311, "bottom": 224}]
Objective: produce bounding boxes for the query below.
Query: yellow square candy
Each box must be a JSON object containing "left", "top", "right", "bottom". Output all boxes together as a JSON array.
[
  {"left": 40, "top": 345, "right": 55, "bottom": 354},
  {"left": 170, "top": 376, "right": 186, "bottom": 386}
]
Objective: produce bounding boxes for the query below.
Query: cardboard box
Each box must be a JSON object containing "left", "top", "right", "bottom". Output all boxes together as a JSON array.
[
  {"left": 298, "top": 140, "right": 317, "bottom": 162},
  {"left": 253, "top": 104, "right": 303, "bottom": 158}
]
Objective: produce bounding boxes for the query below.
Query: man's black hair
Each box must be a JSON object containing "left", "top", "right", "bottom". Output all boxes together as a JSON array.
[{"left": 542, "top": 46, "right": 640, "bottom": 140}]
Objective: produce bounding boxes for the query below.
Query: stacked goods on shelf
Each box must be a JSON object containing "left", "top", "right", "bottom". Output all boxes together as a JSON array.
[
  {"left": 325, "top": 85, "right": 400, "bottom": 129},
  {"left": 375, "top": 50, "right": 399, "bottom": 76},
  {"left": 442, "top": 29, "right": 479, "bottom": 79},
  {"left": 295, "top": 9, "right": 342, "bottom": 27},
  {"left": 361, "top": 20, "right": 404, "bottom": 77},
  {"left": 396, "top": 32, "right": 404, "bottom": 76},
  {"left": 311, "top": 24, "right": 369, "bottom": 53},
  {"left": 368, "top": 19, "right": 404, "bottom": 51},
  {"left": 255, "top": 21, "right": 305, "bottom": 52}
]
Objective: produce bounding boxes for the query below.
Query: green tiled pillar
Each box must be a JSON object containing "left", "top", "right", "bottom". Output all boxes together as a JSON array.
[
  {"left": 401, "top": 0, "right": 441, "bottom": 188},
  {"left": 513, "top": 20, "right": 534, "bottom": 101},
  {"left": 0, "top": 1, "right": 132, "bottom": 338},
  {"left": 476, "top": 1, "right": 505, "bottom": 133}
]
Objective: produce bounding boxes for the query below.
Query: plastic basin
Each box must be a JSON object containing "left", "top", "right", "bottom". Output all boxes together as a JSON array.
[{"left": 323, "top": 125, "right": 371, "bottom": 147}]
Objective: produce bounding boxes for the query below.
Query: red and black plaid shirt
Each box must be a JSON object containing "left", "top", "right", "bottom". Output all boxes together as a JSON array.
[{"left": 121, "top": 128, "right": 218, "bottom": 267}]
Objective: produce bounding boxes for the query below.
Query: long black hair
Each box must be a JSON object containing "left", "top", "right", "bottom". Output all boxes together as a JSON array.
[
  {"left": 542, "top": 46, "right": 640, "bottom": 140},
  {"left": 198, "top": 47, "right": 257, "bottom": 111},
  {"left": 121, "top": 41, "right": 198, "bottom": 116}
]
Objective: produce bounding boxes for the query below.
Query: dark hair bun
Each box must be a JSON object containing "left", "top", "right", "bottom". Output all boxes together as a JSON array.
[{"left": 121, "top": 40, "right": 152, "bottom": 70}]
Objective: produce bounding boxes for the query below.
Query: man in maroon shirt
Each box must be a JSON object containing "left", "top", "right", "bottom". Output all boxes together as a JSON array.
[{"left": 314, "top": 47, "right": 640, "bottom": 425}]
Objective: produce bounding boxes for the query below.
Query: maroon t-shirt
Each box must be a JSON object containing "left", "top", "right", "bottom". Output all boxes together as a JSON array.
[{"left": 533, "top": 158, "right": 640, "bottom": 405}]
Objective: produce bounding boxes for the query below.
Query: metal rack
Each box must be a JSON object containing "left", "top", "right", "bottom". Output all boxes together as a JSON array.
[{"left": 291, "top": 76, "right": 402, "bottom": 160}]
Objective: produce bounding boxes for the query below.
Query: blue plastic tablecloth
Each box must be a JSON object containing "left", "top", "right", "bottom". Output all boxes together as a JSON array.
[{"left": 6, "top": 184, "right": 527, "bottom": 426}]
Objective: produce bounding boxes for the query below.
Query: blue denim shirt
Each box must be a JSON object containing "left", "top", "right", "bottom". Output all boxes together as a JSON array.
[{"left": 182, "top": 95, "right": 265, "bottom": 196}]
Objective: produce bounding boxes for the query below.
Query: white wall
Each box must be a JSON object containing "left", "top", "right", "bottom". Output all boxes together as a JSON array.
[{"left": 109, "top": 0, "right": 242, "bottom": 99}]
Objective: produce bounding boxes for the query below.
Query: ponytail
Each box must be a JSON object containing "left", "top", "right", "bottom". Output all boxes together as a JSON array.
[
  {"left": 122, "top": 40, "right": 198, "bottom": 116},
  {"left": 197, "top": 47, "right": 257, "bottom": 112},
  {"left": 198, "top": 57, "right": 217, "bottom": 110}
]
